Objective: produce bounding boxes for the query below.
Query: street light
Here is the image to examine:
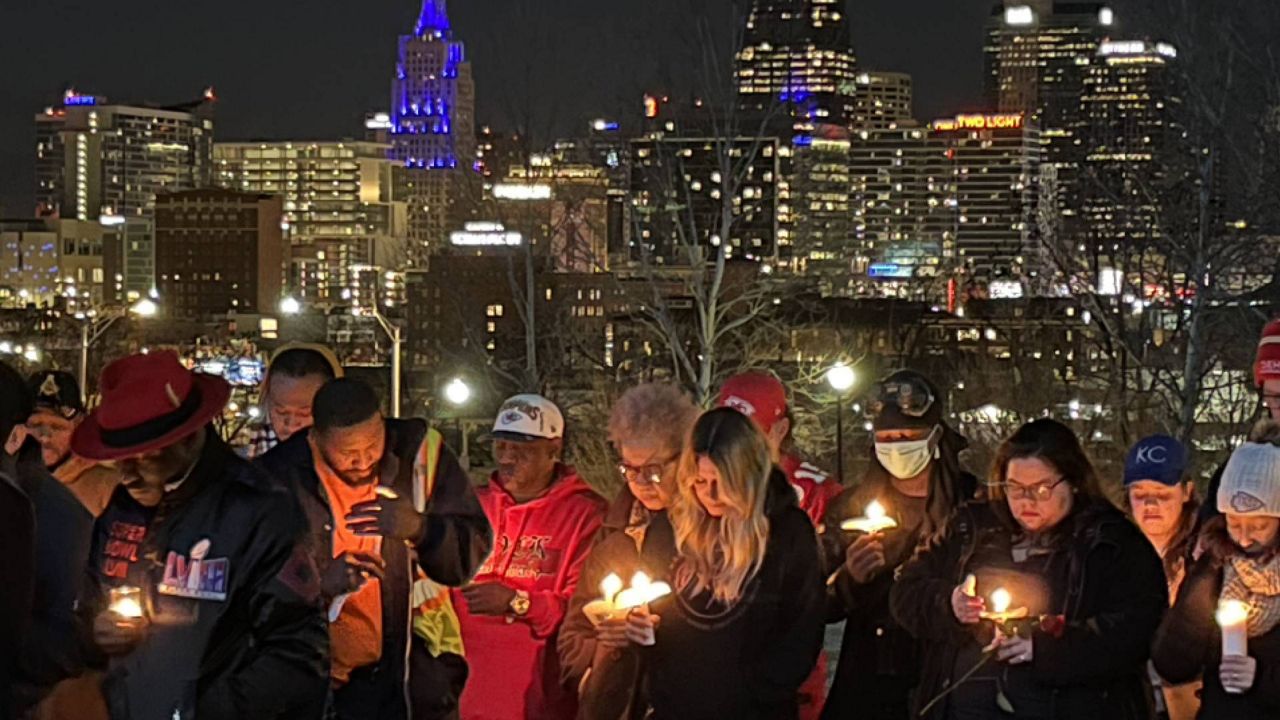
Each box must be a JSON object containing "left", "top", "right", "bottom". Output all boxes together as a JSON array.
[
  {"left": 279, "top": 296, "right": 301, "bottom": 315},
  {"left": 444, "top": 377, "right": 473, "bottom": 467},
  {"left": 826, "top": 362, "right": 857, "bottom": 482},
  {"left": 372, "top": 307, "right": 403, "bottom": 419},
  {"left": 78, "top": 299, "right": 159, "bottom": 402}
]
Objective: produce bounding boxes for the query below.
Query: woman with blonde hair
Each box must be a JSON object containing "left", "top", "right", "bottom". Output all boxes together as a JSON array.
[{"left": 621, "top": 407, "right": 825, "bottom": 719}]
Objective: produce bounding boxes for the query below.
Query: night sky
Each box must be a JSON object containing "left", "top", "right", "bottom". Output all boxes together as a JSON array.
[{"left": 0, "top": 0, "right": 1026, "bottom": 215}]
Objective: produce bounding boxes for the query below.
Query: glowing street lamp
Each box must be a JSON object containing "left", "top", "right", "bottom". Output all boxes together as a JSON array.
[
  {"left": 826, "top": 362, "right": 858, "bottom": 482},
  {"left": 278, "top": 296, "right": 302, "bottom": 315},
  {"left": 445, "top": 378, "right": 472, "bottom": 406}
]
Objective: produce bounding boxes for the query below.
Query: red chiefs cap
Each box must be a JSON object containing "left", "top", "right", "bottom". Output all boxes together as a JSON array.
[
  {"left": 717, "top": 372, "right": 788, "bottom": 433},
  {"left": 1257, "top": 319, "right": 1280, "bottom": 388}
]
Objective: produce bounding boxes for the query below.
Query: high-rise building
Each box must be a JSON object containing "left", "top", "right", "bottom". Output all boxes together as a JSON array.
[
  {"left": 628, "top": 134, "right": 784, "bottom": 267},
  {"left": 389, "top": 0, "right": 477, "bottom": 253},
  {"left": 984, "top": 1, "right": 1113, "bottom": 224},
  {"left": 736, "top": 0, "right": 860, "bottom": 130},
  {"left": 153, "top": 188, "right": 285, "bottom": 318},
  {"left": 848, "top": 113, "right": 1042, "bottom": 294},
  {"left": 790, "top": 127, "right": 853, "bottom": 285},
  {"left": 213, "top": 140, "right": 408, "bottom": 303},
  {"left": 34, "top": 89, "right": 215, "bottom": 221},
  {"left": 1079, "top": 40, "right": 1185, "bottom": 253},
  {"left": 852, "top": 71, "right": 913, "bottom": 129},
  {"left": 0, "top": 218, "right": 108, "bottom": 309}
]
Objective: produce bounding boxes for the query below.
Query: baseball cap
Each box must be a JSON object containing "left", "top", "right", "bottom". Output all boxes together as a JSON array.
[
  {"left": 492, "top": 394, "right": 564, "bottom": 442},
  {"left": 27, "top": 370, "right": 84, "bottom": 419},
  {"left": 717, "top": 372, "right": 788, "bottom": 433},
  {"left": 1123, "top": 434, "right": 1188, "bottom": 487}
]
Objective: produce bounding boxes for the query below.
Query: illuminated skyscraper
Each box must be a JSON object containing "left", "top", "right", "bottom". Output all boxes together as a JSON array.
[
  {"left": 34, "top": 89, "right": 215, "bottom": 221},
  {"left": 852, "top": 71, "right": 913, "bottom": 130},
  {"left": 1080, "top": 40, "right": 1185, "bottom": 254},
  {"left": 736, "top": 0, "right": 859, "bottom": 129},
  {"left": 389, "top": 0, "right": 477, "bottom": 253},
  {"left": 984, "top": 1, "right": 1113, "bottom": 223}
]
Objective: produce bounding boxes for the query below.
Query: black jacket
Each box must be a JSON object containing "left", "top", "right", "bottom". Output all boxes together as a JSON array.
[
  {"left": 891, "top": 498, "right": 1167, "bottom": 720},
  {"left": 1153, "top": 522, "right": 1280, "bottom": 719},
  {"left": 86, "top": 429, "right": 329, "bottom": 720},
  {"left": 7, "top": 439, "right": 95, "bottom": 713},
  {"left": 0, "top": 467, "right": 35, "bottom": 720},
  {"left": 558, "top": 487, "right": 660, "bottom": 720},
  {"left": 257, "top": 420, "right": 492, "bottom": 718},
  {"left": 638, "top": 470, "right": 825, "bottom": 720}
]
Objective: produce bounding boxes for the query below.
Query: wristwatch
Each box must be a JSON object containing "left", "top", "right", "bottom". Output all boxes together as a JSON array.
[{"left": 508, "top": 590, "right": 531, "bottom": 621}]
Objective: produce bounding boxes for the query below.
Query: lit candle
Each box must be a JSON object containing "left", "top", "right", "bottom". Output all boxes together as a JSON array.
[
  {"left": 980, "top": 587, "right": 1028, "bottom": 623},
  {"left": 840, "top": 500, "right": 900, "bottom": 533},
  {"left": 616, "top": 571, "right": 672, "bottom": 611},
  {"left": 109, "top": 585, "right": 144, "bottom": 619},
  {"left": 1217, "top": 599, "right": 1250, "bottom": 693},
  {"left": 601, "top": 573, "right": 623, "bottom": 605},
  {"left": 375, "top": 486, "right": 399, "bottom": 500}
]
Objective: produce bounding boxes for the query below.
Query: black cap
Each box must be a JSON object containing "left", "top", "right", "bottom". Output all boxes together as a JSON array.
[
  {"left": 27, "top": 370, "right": 84, "bottom": 419},
  {"left": 870, "top": 369, "right": 944, "bottom": 431}
]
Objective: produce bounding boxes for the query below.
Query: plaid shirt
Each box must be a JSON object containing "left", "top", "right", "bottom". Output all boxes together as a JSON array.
[{"left": 242, "top": 421, "right": 280, "bottom": 459}]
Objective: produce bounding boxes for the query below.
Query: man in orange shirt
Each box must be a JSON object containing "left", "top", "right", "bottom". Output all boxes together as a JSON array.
[{"left": 259, "top": 378, "right": 492, "bottom": 720}]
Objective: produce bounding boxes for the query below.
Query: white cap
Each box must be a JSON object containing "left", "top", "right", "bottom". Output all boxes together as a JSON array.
[
  {"left": 1218, "top": 442, "right": 1280, "bottom": 517},
  {"left": 492, "top": 394, "right": 564, "bottom": 441}
]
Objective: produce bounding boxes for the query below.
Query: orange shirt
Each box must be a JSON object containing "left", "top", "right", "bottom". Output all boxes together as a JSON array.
[{"left": 312, "top": 442, "right": 384, "bottom": 685}]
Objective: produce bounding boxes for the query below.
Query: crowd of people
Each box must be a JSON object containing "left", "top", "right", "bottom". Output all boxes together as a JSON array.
[{"left": 1, "top": 318, "right": 1279, "bottom": 720}]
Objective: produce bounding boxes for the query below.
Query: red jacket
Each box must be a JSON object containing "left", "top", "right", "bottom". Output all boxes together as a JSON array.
[
  {"left": 781, "top": 453, "right": 841, "bottom": 528},
  {"left": 454, "top": 464, "right": 606, "bottom": 720}
]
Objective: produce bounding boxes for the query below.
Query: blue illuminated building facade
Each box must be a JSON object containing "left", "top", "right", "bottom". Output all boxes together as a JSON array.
[{"left": 389, "top": 0, "right": 477, "bottom": 249}]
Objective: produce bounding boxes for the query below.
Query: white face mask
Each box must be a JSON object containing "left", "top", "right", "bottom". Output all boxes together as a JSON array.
[{"left": 875, "top": 426, "right": 940, "bottom": 480}]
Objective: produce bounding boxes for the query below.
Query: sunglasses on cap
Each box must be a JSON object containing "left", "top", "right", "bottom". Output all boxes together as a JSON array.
[{"left": 865, "top": 376, "right": 936, "bottom": 420}]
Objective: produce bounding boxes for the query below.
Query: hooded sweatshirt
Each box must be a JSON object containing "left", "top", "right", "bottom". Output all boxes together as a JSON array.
[{"left": 455, "top": 464, "right": 606, "bottom": 720}]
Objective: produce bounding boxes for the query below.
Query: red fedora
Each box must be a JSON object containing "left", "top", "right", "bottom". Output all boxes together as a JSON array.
[{"left": 72, "top": 350, "right": 231, "bottom": 461}]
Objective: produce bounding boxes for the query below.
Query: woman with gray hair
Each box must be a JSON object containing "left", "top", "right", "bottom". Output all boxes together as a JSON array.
[{"left": 558, "top": 383, "right": 699, "bottom": 719}]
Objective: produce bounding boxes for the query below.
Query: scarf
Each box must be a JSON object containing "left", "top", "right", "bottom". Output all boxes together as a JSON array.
[{"left": 1221, "top": 551, "right": 1280, "bottom": 638}]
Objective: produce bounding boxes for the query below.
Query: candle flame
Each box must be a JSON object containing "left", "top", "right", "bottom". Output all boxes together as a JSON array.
[
  {"left": 112, "top": 598, "right": 144, "bottom": 619},
  {"left": 990, "top": 588, "right": 1012, "bottom": 614},
  {"left": 1217, "top": 599, "right": 1250, "bottom": 627},
  {"left": 866, "top": 500, "right": 886, "bottom": 520},
  {"left": 631, "top": 571, "right": 651, "bottom": 591},
  {"left": 601, "top": 573, "right": 623, "bottom": 603}
]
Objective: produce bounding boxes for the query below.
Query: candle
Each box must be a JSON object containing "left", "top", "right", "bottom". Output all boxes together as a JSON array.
[
  {"left": 1217, "top": 600, "right": 1250, "bottom": 694},
  {"left": 375, "top": 486, "right": 399, "bottom": 500},
  {"left": 980, "top": 587, "right": 1028, "bottom": 623},
  {"left": 109, "top": 585, "right": 144, "bottom": 619},
  {"left": 601, "top": 573, "right": 623, "bottom": 604},
  {"left": 615, "top": 571, "right": 672, "bottom": 611},
  {"left": 840, "top": 500, "right": 900, "bottom": 533}
]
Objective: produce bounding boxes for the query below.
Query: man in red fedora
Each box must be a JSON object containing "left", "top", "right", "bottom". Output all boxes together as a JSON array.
[{"left": 72, "top": 351, "right": 328, "bottom": 719}]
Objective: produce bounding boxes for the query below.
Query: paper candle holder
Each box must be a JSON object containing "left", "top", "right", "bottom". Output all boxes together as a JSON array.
[{"left": 109, "top": 585, "right": 145, "bottom": 619}]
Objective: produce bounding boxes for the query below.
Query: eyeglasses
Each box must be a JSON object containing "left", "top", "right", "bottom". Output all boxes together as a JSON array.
[
  {"left": 617, "top": 454, "right": 678, "bottom": 486},
  {"left": 866, "top": 377, "right": 936, "bottom": 420},
  {"left": 993, "top": 477, "right": 1068, "bottom": 502}
]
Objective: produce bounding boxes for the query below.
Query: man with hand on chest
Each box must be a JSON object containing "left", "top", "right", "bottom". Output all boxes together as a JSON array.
[
  {"left": 454, "top": 394, "right": 606, "bottom": 720},
  {"left": 74, "top": 351, "right": 328, "bottom": 720},
  {"left": 258, "top": 378, "right": 493, "bottom": 720}
]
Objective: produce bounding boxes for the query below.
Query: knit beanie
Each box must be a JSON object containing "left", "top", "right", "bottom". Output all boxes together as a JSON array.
[
  {"left": 1256, "top": 319, "right": 1280, "bottom": 388},
  {"left": 1218, "top": 442, "right": 1280, "bottom": 517}
]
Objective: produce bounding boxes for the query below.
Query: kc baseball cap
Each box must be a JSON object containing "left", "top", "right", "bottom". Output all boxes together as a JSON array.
[
  {"left": 492, "top": 394, "right": 564, "bottom": 442},
  {"left": 1123, "top": 434, "right": 1188, "bottom": 487}
]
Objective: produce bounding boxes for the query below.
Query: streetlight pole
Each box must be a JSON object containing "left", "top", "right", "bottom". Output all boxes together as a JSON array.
[
  {"left": 826, "top": 362, "right": 857, "bottom": 484},
  {"left": 78, "top": 299, "right": 157, "bottom": 403},
  {"left": 444, "top": 377, "right": 473, "bottom": 468},
  {"left": 373, "top": 308, "right": 402, "bottom": 419}
]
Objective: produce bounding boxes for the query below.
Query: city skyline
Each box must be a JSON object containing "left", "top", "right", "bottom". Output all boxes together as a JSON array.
[{"left": 0, "top": 0, "right": 1085, "bottom": 216}]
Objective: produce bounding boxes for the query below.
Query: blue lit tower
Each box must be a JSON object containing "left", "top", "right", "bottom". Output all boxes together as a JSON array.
[{"left": 389, "top": 0, "right": 477, "bottom": 252}]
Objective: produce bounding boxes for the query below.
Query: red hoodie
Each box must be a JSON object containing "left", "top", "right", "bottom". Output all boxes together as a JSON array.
[
  {"left": 781, "top": 453, "right": 842, "bottom": 528},
  {"left": 454, "top": 464, "right": 606, "bottom": 720}
]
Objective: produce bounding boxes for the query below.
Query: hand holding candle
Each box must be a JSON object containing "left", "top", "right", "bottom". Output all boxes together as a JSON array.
[
  {"left": 109, "top": 585, "right": 145, "bottom": 619},
  {"left": 980, "top": 587, "right": 1029, "bottom": 624},
  {"left": 583, "top": 571, "right": 671, "bottom": 626},
  {"left": 951, "top": 574, "right": 984, "bottom": 624},
  {"left": 1217, "top": 599, "right": 1251, "bottom": 693},
  {"left": 841, "top": 500, "right": 899, "bottom": 534}
]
